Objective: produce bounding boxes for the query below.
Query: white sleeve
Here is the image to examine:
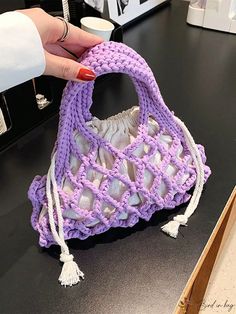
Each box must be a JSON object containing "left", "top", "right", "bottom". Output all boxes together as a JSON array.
[{"left": 0, "top": 11, "right": 46, "bottom": 92}]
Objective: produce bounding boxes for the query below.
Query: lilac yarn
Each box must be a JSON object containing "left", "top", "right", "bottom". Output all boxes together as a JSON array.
[{"left": 28, "top": 41, "right": 211, "bottom": 248}]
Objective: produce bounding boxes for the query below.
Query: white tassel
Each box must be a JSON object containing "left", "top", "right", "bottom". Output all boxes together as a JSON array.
[
  {"left": 46, "top": 155, "right": 85, "bottom": 287},
  {"left": 59, "top": 253, "right": 84, "bottom": 287},
  {"left": 161, "top": 214, "right": 188, "bottom": 238}
]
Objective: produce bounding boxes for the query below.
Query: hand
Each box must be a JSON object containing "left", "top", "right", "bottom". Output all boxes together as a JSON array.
[{"left": 18, "top": 8, "right": 103, "bottom": 81}]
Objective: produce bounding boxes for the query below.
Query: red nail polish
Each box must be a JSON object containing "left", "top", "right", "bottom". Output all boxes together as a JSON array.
[{"left": 77, "top": 68, "right": 96, "bottom": 81}]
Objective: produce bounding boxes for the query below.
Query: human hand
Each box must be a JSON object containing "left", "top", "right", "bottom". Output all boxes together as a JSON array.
[{"left": 18, "top": 8, "right": 103, "bottom": 81}]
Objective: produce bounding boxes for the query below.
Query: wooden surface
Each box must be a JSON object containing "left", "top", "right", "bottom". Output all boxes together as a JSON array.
[
  {"left": 175, "top": 187, "right": 236, "bottom": 314},
  {"left": 200, "top": 214, "right": 236, "bottom": 313}
]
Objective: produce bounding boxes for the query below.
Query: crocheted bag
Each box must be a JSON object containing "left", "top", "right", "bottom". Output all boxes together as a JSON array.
[{"left": 29, "top": 41, "right": 211, "bottom": 287}]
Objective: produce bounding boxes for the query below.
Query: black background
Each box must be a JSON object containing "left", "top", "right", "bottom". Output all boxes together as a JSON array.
[{"left": 0, "top": 1, "right": 236, "bottom": 313}]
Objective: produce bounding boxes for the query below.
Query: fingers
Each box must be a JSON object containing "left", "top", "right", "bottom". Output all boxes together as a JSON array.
[
  {"left": 48, "top": 18, "right": 104, "bottom": 57},
  {"left": 19, "top": 8, "right": 104, "bottom": 49},
  {"left": 44, "top": 51, "right": 96, "bottom": 82},
  {"left": 18, "top": 8, "right": 56, "bottom": 44},
  {"left": 19, "top": 8, "right": 103, "bottom": 82},
  {"left": 61, "top": 24, "right": 103, "bottom": 47},
  {"left": 60, "top": 44, "right": 87, "bottom": 57},
  {"left": 45, "top": 43, "right": 77, "bottom": 60}
]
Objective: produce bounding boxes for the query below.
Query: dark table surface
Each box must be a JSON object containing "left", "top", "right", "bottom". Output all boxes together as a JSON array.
[{"left": 0, "top": 1, "right": 236, "bottom": 313}]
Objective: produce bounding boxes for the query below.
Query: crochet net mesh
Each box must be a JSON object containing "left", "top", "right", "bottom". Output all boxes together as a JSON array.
[{"left": 28, "top": 42, "right": 211, "bottom": 248}]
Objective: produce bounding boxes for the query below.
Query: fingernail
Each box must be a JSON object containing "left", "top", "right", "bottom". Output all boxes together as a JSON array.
[{"left": 77, "top": 68, "right": 96, "bottom": 81}]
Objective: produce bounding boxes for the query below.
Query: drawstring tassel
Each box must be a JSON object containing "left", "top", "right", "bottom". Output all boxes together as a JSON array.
[
  {"left": 161, "top": 116, "right": 205, "bottom": 239},
  {"left": 161, "top": 214, "right": 188, "bottom": 238},
  {"left": 46, "top": 154, "right": 85, "bottom": 287},
  {"left": 59, "top": 253, "right": 84, "bottom": 287}
]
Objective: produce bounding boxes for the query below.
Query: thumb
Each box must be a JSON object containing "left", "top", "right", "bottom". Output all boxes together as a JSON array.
[{"left": 44, "top": 51, "right": 96, "bottom": 81}]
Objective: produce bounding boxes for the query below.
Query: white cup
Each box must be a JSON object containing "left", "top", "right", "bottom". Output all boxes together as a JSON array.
[{"left": 80, "top": 17, "right": 115, "bottom": 41}]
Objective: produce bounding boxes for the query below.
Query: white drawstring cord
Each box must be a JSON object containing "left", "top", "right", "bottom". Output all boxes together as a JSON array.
[
  {"left": 46, "top": 154, "right": 84, "bottom": 287},
  {"left": 61, "top": 0, "right": 70, "bottom": 21},
  {"left": 45, "top": 116, "right": 204, "bottom": 286},
  {"left": 161, "top": 116, "right": 205, "bottom": 238}
]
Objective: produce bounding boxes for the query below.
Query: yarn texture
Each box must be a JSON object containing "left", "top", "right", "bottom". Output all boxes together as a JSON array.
[{"left": 29, "top": 41, "right": 211, "bottom": 249}]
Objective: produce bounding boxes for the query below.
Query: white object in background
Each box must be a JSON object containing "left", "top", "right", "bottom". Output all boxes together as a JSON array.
[
  {"left": 36, "top": 94, "right": 51, "bottom": 110},
  {"left": 84, "top": 0, "right": 104, "bottom": 13},
  {"left": 187, "top": 0, "right": 236, "bottom": 34},
  {"left": 80, "top": 17, "right": 114, "bottom": 41},
  {"left": 85, "top": 0, "right": 168, "bottom": 26},
  {"left": 0, "top": 108, "right": 7, "bottom": 135},
  {"left": 61, "top": 0, "right": 70, "bottom": 21}
]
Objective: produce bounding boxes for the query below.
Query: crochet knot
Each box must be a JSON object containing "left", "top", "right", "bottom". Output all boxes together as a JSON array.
[
  {"left": 60, "top": 253, "right": 74, "bottom": 263},
  {"left": 173, "top": 215, "right": 188, "bottom": 225}
]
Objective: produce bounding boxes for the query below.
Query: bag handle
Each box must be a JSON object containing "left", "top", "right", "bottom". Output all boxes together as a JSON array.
[
  {"left": 76, "top": 42, "right": 156, "bottom": 123},
  {"left": 64, "top": 42, "right": 178, "bottom": 127},
  {"left": 55, "top": 42, "right": 183, "bottom": 179}
]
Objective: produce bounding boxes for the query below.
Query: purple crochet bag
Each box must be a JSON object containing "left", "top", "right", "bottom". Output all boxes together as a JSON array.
[{"left": 29, "top": 41, "right": 211, "bottom": 287}]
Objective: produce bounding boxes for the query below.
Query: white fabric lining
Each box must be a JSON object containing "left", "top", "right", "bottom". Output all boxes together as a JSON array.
[
  {"left": 39, "top": 107, "right": 192, "bottom": 224},
  {"left": 46, "top": 107, "right": 192, "bottom": 226}
]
